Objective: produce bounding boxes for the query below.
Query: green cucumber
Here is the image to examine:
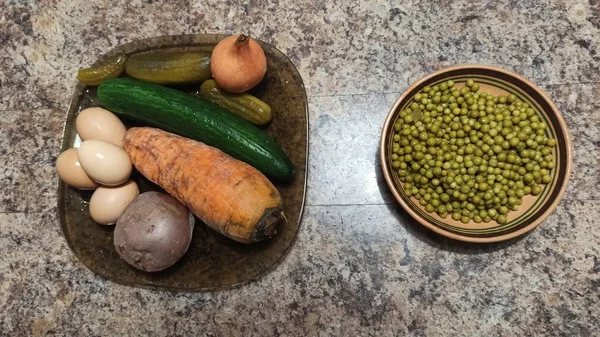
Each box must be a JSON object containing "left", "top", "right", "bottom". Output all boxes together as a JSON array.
[{"left": 97, "top": 77, "right": 294, "bottom": 181}]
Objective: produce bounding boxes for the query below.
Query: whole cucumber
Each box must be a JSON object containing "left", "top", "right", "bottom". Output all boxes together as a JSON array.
[
  {"left": 125, "top": 51, "right": 211, "bottom": 85},
  {"left": 97, "top": 78, "right": 294, "bottom": 181}
]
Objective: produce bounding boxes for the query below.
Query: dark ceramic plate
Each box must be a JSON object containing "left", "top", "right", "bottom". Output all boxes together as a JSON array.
[{"left": 58, "top": 34, "right": 308, "bottom": 291}]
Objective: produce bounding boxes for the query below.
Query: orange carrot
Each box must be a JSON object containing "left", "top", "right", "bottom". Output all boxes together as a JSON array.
[{"left": 123, "top": 127, "right": 283, "bottom": 243}]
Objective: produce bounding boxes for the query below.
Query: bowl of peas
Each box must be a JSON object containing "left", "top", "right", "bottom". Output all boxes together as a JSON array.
[{"left": 380, "top": 65, "right": 572, "bottom": 243}]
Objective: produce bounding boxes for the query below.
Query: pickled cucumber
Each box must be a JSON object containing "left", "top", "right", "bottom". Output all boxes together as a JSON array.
[
  {"left": 200, "top": 79, "right": 272, "bottom": 125},
  {"left": 77, "top": 53, "right": 127, "bottom": 86},
  {"left": 125, "top": 51, "right": 211, "bottom": 85}
]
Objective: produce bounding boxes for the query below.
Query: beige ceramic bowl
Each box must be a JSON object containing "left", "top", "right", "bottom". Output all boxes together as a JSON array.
[{"left": 380, "top": 65, "right": 572, "bottom": 243}]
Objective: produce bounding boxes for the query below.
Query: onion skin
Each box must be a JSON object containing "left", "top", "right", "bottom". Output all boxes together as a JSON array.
[{"left": 210, "top": 35, "right": 267, "bottom": 93}]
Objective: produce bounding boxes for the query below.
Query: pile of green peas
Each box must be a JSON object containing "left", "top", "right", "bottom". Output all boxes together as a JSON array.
[{"left": 391, "top": 79, "right": 556, "bottom": 225}]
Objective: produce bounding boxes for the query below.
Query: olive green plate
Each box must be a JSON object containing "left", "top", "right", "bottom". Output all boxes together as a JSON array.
[
  {"left": 380, "top": 65, "right": 571, "bottom": 243},
  {"left": 58, "top": 34, "right": 308, "bottom": 291}
]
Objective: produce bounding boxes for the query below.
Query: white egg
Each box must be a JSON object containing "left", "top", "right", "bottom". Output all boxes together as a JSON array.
[
  {"left": 89, "top": 180, "right": 139, "bottom": 225},
  {"left": 78, "top": 139, "right": 132, "bottom": 186},
  {"left": 55, "top": 148, "right": 99, "bottom": 190},
  {"left": 76, "top": 107, "right": 127, "bottom": 147}
]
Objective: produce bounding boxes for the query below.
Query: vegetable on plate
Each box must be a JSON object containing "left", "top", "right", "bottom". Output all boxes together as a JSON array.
[
  {"left": 123, "top": 127, "right": 284, "bottom": 244},
  {"left": 210, "top": 34, "right": 267, "bottom": 93},
  {"left": 115, "top": 191, "right": 194, "bottom": 272},
  {"left": 200, "top": 79, "right": 272, "bottom": 125},
  {"left": 125, "top": 51, "right": 211, "bottom": 85},
  {"left": 77, "top": 53, "right": 127, "bottom": 86},
  {"left": 97, "top": 77, "right": 293, "bottom": 181}
]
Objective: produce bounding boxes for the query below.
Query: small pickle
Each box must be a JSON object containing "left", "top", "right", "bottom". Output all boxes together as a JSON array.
[
  {"left": 126, "top": 51, "right": 211, "bottom": 85},
  {"left": 200, "top": 79, "right": 272, "bottom": 125},
  {"left": 77, "top": 53, "right": 127, "bottom": 86}
]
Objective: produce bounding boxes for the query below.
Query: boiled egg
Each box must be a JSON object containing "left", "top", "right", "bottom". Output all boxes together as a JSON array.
[
  {"left": 77, "top": 139, "right": 132, "bottom": 186},
  {"left": 89, "top": 180, "right": 139, "bottom": 225},
  {"left": 55, "top": 148, "right": 99, "bottom": 190},
  {"left": 76, "top": 107, "right": 126, "bottom": 147}
]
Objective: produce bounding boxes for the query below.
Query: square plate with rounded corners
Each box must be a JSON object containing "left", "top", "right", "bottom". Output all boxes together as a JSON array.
[{"left": 58, "top": 34, "right": 308, "bottom": 291}]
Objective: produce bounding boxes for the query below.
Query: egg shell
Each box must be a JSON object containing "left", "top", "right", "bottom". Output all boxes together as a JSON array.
[
  {"left": 56, "top": 148, "right": 99, "bottom": 190},
  {"left": 78, "top": 139, "right": 132, "bottom": 186},
  {"left": 89, "top": 180, "right": 139, "bottom": 225},
  {"left": 76, "top": 107, "right": 127, "bottom": 147}
]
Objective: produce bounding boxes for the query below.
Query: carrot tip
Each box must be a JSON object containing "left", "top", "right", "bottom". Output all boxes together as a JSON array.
[{"left": 252, "top": 207, "right": 282, "bottom": 241}]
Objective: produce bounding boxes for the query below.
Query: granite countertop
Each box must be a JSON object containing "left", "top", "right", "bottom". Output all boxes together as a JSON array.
[{"left": 2, "top": 1, "right": 599, "bottom": 336}]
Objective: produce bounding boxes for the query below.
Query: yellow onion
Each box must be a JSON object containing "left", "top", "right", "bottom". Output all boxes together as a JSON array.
[{"left": 210, "top": 34, "right": 267, "bottom": 93}]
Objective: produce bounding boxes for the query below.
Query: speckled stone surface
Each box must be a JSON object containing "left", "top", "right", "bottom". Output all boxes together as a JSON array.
[{"left": 1, "top": 0, "right": 599, "bottom": 336}]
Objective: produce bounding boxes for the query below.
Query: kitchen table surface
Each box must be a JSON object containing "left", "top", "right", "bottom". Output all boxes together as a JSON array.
[{"left": 1, "top": 1, "right": 599, "bottom": 336}]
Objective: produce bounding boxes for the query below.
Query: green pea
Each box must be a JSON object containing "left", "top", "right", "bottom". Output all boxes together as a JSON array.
[{"left": 392, "top": 82, "right": 556, "bottom": 223}]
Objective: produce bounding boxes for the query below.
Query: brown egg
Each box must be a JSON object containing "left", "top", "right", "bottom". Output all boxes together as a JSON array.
[
  {"left": 55, "top": 148, "right": 98, "bottom": 190},
  {"left": 77, "top": 139, "right": 132, "bottom": 186},
  {"left": 76, "top": 107, "right": 127, "bottom": 147},
  {"left": 89, "top": 180, "right": 139, "bottom": 225}
]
